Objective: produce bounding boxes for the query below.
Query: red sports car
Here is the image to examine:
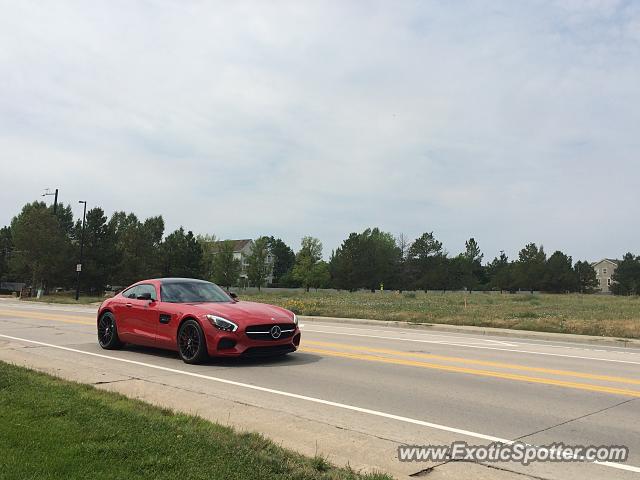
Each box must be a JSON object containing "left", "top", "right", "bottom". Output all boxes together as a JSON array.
[{"left": 97, "top": 278, "right": 300, "bottom": 363}]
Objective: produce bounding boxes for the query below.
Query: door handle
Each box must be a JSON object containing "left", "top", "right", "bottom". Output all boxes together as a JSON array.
[{"left": 125, "top": 303, "right": 133, "bottom": 308}]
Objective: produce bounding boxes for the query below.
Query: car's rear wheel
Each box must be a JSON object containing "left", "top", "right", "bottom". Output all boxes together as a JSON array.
[
  {"left": 178, "top": 319, "right": 208, "bottom": 364},
  {"left": 98, "top": 312, "right": 123, "bottom": 349}
]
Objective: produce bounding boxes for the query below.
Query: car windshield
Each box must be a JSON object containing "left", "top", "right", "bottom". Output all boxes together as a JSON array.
[{"left": 160, "top": 281, "right": 231, "bottom": 303}]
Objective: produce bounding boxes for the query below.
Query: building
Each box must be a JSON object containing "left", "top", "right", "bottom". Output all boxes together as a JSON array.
[
  {"left": 230, "top": 239, "right": 254, "bottom": 284},
  {"left": 591, "top": 259, "right": 619, "bottom": 293}
]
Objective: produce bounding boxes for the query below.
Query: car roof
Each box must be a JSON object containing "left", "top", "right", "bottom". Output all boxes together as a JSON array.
[
  {"left": 154, "top": 278, "right": 211, "bottom": 284},
  {"left": 124, "top": 278, "right": 213, "bottom": 291}
]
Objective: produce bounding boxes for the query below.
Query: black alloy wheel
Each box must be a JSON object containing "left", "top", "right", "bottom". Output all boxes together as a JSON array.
[
  {"left": 178, "top": 319, "right": 208, "bottom": 364},
  {"left": 98, "top": 312, "right": 123, "bottom": 349}
]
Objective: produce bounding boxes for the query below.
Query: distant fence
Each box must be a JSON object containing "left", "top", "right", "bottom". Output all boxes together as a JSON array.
[
  {"left": 233, "top": 287, "right": 543, "bottom": 295},
  {"left": 0, "top": 282, "right": 25, "bottom": 292}
]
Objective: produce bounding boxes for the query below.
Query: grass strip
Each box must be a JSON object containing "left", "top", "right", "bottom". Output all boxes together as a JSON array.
[{"left": 0, "top": 361, "right": 391, "bottom": 480}]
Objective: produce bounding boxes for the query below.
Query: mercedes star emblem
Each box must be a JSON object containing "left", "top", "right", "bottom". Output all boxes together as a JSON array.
[{"left": 270, "top": 325, "right": 282, "bottom": 339}]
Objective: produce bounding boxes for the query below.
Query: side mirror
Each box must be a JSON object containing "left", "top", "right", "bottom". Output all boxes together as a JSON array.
[
  {"left": 137, "top": 292, "right": 153, "bottom": 301},
  {"left": 229, "top": 292, "right": 238, "bottom": 300}
]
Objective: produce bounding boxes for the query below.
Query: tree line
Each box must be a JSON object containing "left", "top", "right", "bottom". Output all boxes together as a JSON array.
[
  {"left": 1, "top": 201, "right": 639, "bottom": 295},
  {"left": 0, "top": 202, "right": 329, "bottom": 294},
  {"left": 329, "top": 229, "right": 602, "bottom": 294}
]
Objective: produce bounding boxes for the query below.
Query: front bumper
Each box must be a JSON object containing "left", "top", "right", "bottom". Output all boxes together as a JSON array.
[{"left": 205, "top": 327, "right": 301, "bottom": 357}]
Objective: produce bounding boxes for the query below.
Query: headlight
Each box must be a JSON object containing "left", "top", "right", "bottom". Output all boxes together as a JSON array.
[
  {"left": 292, "top": 313, "right": 298, "bottom": 326},
  {"left": 205, "top": 315, "right": 238, "bottom": 332}
]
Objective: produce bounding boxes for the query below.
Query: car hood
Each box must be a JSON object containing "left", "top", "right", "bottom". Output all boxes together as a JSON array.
[{"left": 187, "top": 301, "right": 294, "bottom": 326}]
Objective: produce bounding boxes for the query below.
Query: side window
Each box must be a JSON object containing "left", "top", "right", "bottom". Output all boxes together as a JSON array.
[
  {"left": 122, "top": 286, "right": 139, "bottom": 299},
  {"left": 137, "top": 284, "right": 157, "bottom": 301}
]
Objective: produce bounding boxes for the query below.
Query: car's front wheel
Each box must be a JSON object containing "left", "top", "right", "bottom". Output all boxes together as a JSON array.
[
  {"left": 98, "top": 312, "right": 123, "bottom": 349},
  {"left": 178, "top": 319, "right": 208, "bottom": 364}
]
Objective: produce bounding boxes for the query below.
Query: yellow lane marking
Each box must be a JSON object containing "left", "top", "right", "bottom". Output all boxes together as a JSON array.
[
  {"left": 0, "top": 309, "right": 94, "bottom": 326},
  {"left": 304, "top": 340, "right": 640, "bottom": 386},
  {"left": 3, "top": 307, "right": 639, "bottom": 397},
  {"left": 300, "top": 347, "right": 640, "bottom": 398}
]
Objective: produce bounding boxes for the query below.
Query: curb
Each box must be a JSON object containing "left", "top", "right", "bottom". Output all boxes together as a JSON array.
[
  {"left": 4, "top": 298, "right": 638, "bottom": 350},
  {"left": 300, "top": 315, "right": 640, "bottom": 349}
]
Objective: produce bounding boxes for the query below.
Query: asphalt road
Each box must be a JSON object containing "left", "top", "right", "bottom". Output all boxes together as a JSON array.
[{"left": 0, "top": 298, "right": 638, "bottom": 479}]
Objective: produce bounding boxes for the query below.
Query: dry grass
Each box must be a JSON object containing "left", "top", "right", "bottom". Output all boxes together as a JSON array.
[
  {"left": 21, "top": 293, "right": 104, "bottom": 305},
  {"left": 240, "top": 290, "right": 640, "bottom": 339}
]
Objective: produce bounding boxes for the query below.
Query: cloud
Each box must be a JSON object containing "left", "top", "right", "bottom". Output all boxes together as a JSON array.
[{"left": 1, "top": 0, "right": 639, "bottom": 261}]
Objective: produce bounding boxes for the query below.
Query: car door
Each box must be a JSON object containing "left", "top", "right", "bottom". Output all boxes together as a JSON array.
[
  {"left": 113, "top": 285, "right": 139, "bottom": 341},
  {"left": 120, "top": 283, "right": 159, "bottom": 346},
  {"left": 155, "top": 302, "right": 180, "bottom": 350}
]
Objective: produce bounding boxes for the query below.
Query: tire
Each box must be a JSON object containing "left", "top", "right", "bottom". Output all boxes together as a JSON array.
[
  {"left": 98, "top": 312, "right": 123, "bottom": 350},
  {"left": 177, "top": 319, "right": 208, "bottom": 364}
]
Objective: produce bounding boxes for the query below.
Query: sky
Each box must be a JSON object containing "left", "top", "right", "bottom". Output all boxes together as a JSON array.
[{"left": 1, "top": 0, "right": 639, "bottom": 262}]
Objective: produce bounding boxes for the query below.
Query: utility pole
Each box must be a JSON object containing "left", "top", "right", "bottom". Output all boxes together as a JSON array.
[
  {"left": 75, "top": 200, "right": 87, "bottom": 301},
  {"left": 42, "top": 188, "right": 59, "bottom": 213},
  {"left": 577, "top": 262, "right": 582, "bottom": 294}
]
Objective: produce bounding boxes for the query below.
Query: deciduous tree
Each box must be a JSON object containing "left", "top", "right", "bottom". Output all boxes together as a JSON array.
[
  {"left": 309, "top": 260, "right": 331, "bottom": 290},
  {"left": 293, "top": 236, "right": 323, "bottom": 292},
  {"left": 161, "top": 227, "right": 203, "bottom": 279},
  {"left": 197, "top": 234, "right": 218, "bottom": 281},
  {"left": 9, "top": 202, "right": 71, "bottom": 291},
  {"left": 247, "top": 237, "right": 270, "bottom": 290},
  {"left": 212, "top": 240, "right": 241, "bottom": 289},
  {"left": 109, "top": 212, "right": 164, "bottom": 285},
  {"left": 266, "top": 237, "right": 295, "bottom": 285}
]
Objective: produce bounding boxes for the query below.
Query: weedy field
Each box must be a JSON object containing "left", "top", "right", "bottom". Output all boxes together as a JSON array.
[{"left": 240, "top": 290, "right": 640, "bottom": 339}]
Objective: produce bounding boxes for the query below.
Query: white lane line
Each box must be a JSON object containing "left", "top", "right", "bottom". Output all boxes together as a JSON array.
[
  {"left": 475, "top": 339, "right": 519, "bottom": 346},
  {"left": 306, "top": 324, "right": 514, "bottom": 343},
  {"left": 305, "top": 323, "right": 640, "bottom": 354},
  {"left": 0, "top": 305, "right": 98, "bottom": 315},
  {"left": 4, "top": 306, "right": 637, "bottom": 353},
  {"left": 304, "top": 329, "right": 640, "bottom": 365},
  {"left": 1, "top": 333, "right": 637, "bottom": 475}
]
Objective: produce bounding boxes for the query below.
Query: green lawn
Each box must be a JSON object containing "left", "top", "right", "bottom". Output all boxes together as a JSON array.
[
  {"left": 239, "top": 290, "right": 640, "bottom": 339},
  {"left": 0, "top": 362, "right": 390, "bottom": 480}
]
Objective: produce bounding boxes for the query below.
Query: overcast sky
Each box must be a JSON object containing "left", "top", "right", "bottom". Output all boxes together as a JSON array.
[{"left": 1, "top": 1, "right": 638, "bottom": 262}]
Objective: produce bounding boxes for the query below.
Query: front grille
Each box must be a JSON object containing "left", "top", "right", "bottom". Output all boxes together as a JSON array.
[
  {"left": 243, "top": 345, "right": 296, "bottom": 357},
  {"left": 245, "top": 323, "right": 296, "bottom": 341}
]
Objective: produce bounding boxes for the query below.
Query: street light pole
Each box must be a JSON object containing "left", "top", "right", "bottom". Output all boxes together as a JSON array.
[
  {"left": 42, "top": 188, "right": 59, "bottom": 214},
  {"left": 75, "top": 200, "right": 87, "bottom": 301}
]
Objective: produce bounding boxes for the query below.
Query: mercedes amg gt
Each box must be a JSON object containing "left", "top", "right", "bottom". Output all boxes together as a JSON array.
[{"left": 97, "top": 278, "right": 300, "bottom": 363}]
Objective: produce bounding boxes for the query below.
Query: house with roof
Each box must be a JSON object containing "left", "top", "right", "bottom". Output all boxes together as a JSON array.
[
  {"left": 230, "top": 239, "right": 254, "bottom": 284},
  {"left": 591, "top": 259, "right": 619, "bottom": 293}
]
